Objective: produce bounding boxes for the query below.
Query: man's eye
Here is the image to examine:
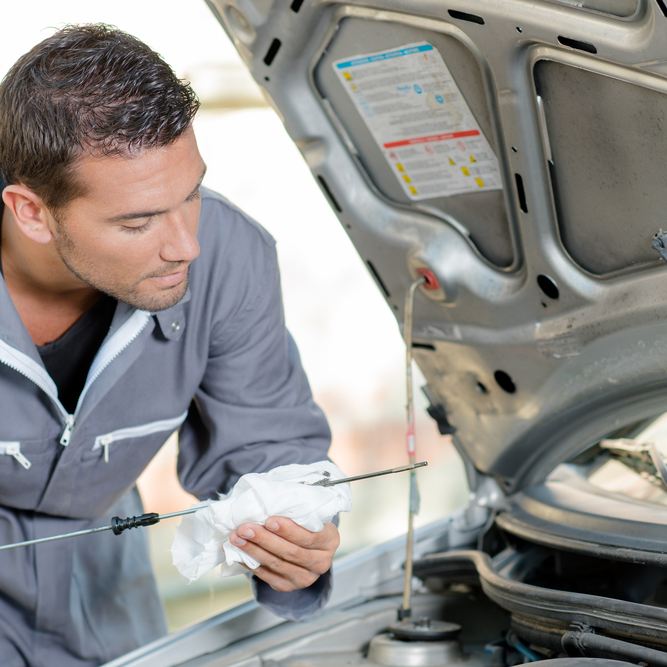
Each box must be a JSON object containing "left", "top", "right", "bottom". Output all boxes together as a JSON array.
[
  {"left": 121, "top": 219, "right": 153, "bottom": 234},
  {"left": 186, "top": 189, "right": 201, "bottom": 203}
]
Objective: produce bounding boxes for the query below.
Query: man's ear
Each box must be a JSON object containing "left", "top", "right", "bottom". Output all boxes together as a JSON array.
[{"left": 2, "top": 184, "right": 55, "bottom": 244}]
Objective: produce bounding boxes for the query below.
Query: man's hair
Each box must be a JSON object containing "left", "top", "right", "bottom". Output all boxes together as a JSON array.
[{"left": 0, "top": 24, "right": 200, "bottom": 210}]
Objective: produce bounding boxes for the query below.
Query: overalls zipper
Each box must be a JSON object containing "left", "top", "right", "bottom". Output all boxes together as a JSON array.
[
  {"left": 0, "top": 310, "right": 151, "bottom": 452},
  {"left": 0, "top": 442, "right": 31, "bottom": 469},
  {"left": 94, "top": 411, "right": 188, "bottom": 463}
]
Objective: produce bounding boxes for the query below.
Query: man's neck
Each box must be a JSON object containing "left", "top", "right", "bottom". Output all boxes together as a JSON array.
[{"left": 1, "top": 206, "right": 101, "bottom": 345}]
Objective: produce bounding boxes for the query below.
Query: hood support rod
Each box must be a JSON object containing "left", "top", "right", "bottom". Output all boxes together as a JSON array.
[{"left": 399, "top": 276, "right": 426, "bottom": 619}]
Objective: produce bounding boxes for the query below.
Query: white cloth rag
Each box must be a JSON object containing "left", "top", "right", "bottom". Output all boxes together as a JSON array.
[{"left": 170, "top": 460, "right": 351, "bottom": 582}]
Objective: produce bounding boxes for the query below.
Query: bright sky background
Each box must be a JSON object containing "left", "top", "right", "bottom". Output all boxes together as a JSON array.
[{"left": 0, "top": 1, "right": 238, "bottom": 71}]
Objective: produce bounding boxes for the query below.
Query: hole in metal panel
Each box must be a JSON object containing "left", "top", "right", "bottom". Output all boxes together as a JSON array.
[
  {"left": 476, "top": 382, "right": 489, "bottom": 395},
  {"left": 290, "top": 0, "right": 305, "bottom": 12},
  {"left": 416, "top": 268, "right": 440, "bottom": 291},
  {"left": 516, "top": 26, "right": 523, "bottom": 33},
  {"left": 366, "top": 261, "right": 391, "bottom": 299},
  {"left": 263, "top": 38, "right": 282, "bottom": 66},
  {"left": 494, "top": 370, "right": 517, "bottom": 394},
  {"left": 511, "top": 146, "right": 518, "bottom": 153},
  {"left": 537, "top": 274, "right": 560, "bottom": 300},
  {"left": 515, "top": 173, "right": 528, "bottom": 213},
  {"left": 448, "top": 10, "right": 485, "bottom": 25},
  {"left": 657, "top": 0, "right": 667, "bottom": 15},
  {"left": 412, "top": 342, "right": 436, "bottom": 351},
  {"left": 316, "top": 175, "right": 342, "bottom": 213},
  {"left": 557, "top": 36, "right": 597, "bottom": 54}
]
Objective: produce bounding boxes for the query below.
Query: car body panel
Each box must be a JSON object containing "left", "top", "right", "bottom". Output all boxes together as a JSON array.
[{"left": 202, "top": 0, "right": 667, "bottom": 492}]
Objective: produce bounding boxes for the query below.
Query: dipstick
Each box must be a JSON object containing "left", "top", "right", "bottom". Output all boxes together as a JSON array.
[{"left": 0, "top": 462, "right": 427, "bottom": 552}]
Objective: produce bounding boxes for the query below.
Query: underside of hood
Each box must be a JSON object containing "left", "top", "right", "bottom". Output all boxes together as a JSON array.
[{"left": 207, "top": 0, "right": 667, "bottom": 491}]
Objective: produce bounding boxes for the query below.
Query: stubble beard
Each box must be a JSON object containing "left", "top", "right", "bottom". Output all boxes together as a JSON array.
[{"left": 52, "top": 226, "right": 189, "bottom": 312}]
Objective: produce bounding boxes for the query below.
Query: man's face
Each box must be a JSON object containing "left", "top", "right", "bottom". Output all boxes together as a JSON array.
[{"left": 48, "top": 127, "right": 204, "bottom": 312}]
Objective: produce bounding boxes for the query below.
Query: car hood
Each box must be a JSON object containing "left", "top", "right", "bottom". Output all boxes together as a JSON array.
[{"left": 206, "top": 0, "right": 667, "bottom": 492}]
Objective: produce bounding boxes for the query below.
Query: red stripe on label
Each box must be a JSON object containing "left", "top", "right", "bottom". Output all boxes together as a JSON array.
[{"left": 383, "top": 129, "right": 480, "bottom": 149}]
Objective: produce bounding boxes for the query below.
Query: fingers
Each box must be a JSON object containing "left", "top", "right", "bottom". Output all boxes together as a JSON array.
[
  {"left": 228, "top": 518, "right": 340, "bottom": 593},
  {"left": 261, "top": 516, "right": 340, "bottom": 551},
  {"left": 230, "top": 526, "right": 320, "bottom": 592},
  {"left": 230, "top": 523, "right": 332, "bottom": 575},
  {"left": 236, "top": 538, "right": 320, "bottom": 591}
]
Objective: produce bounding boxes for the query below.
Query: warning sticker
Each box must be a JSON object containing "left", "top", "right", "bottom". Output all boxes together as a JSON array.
[{"left": 334, "top": 42, "right": 502, "bottom": 200}]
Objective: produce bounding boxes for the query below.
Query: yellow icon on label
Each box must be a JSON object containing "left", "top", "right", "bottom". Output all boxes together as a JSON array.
[
  {"left": 343, "top": 72, "right": 352, "bottom": 81},
  {"left": 461, "top": 166, "right": 470, "bottom": 176},
  {"left": 403, "top": 174, "right": 412, "bottom": 184},
  {"left": 448, "top": 157, "right": 456, "bottom": 166},
  {"left": 475, "top": 177, "right": 485, "bottom": 188},
  {"left": 396, "top": 163, "right": 405, "bottom": 172},
  {"left": 470, "top": 154, "right": 477, "bottom": 163},
  {"left": 409, "top": 186, "right": 418, "bottom": 195}
]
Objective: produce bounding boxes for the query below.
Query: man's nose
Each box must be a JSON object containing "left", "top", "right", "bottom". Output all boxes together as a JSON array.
[{"left": 160, "top": 213, "right": 200, "bottom": 263}]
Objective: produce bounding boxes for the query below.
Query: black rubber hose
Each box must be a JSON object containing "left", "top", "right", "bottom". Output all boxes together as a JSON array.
[{"left": 562, "top": 630, "right": 667, "bottom": 666}]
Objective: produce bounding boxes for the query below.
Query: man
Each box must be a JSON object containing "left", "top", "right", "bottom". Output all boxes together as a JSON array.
[{"left": 0, "top": 24, "right": 339, "bottom": 666}]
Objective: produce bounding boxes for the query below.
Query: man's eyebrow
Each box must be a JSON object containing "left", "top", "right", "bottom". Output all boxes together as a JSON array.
[
  {"left": 187, "top": 164, "right": 207, "bottom": 199},
  {"left": 106, "top": 165, "right": 207, "bottom": 223}
]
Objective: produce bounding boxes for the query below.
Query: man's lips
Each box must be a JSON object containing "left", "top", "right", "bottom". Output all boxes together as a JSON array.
[{"left": 148, "top": 266, "right": 189, "bottom": 288}]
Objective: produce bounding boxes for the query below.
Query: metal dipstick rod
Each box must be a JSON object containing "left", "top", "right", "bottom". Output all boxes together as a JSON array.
[
  {"left": 312, "top": 461, "right": 427, "bottom": 486},
  {"left": 0, "top": 508, "right": 202, "bottom": 552},
  {"left": 400, "top": 276, "right": 426, "bottom": 620},
  {"left": 0, "top": 462, "right": 428, "bottom": 552}
]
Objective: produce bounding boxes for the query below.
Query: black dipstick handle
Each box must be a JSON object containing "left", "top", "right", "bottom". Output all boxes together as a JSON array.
[{"left": 111, "top": 512, "right": 160, "bottom": 535}]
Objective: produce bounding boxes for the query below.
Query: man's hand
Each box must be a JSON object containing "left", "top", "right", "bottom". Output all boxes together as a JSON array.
[{"left": 229, "top": 517, "right": 340, "bottom": 593}]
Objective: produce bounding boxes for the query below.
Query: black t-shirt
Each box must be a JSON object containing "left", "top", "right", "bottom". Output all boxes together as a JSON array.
[{"left": 37, "top": 295, "right": 117, "bottom": 413}]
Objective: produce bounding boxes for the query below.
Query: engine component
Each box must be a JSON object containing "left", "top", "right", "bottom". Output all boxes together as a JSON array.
[
  {"left": 389, "top": 618, "right": 462, "bottom": 642},
  {"left": 368, "top": 630, "right": 485, "bottom": 667}
]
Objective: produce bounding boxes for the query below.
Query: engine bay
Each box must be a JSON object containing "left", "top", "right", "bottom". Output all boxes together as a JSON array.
[{"left": 178, "top": 534, "right": 667, "bottom": 667}]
